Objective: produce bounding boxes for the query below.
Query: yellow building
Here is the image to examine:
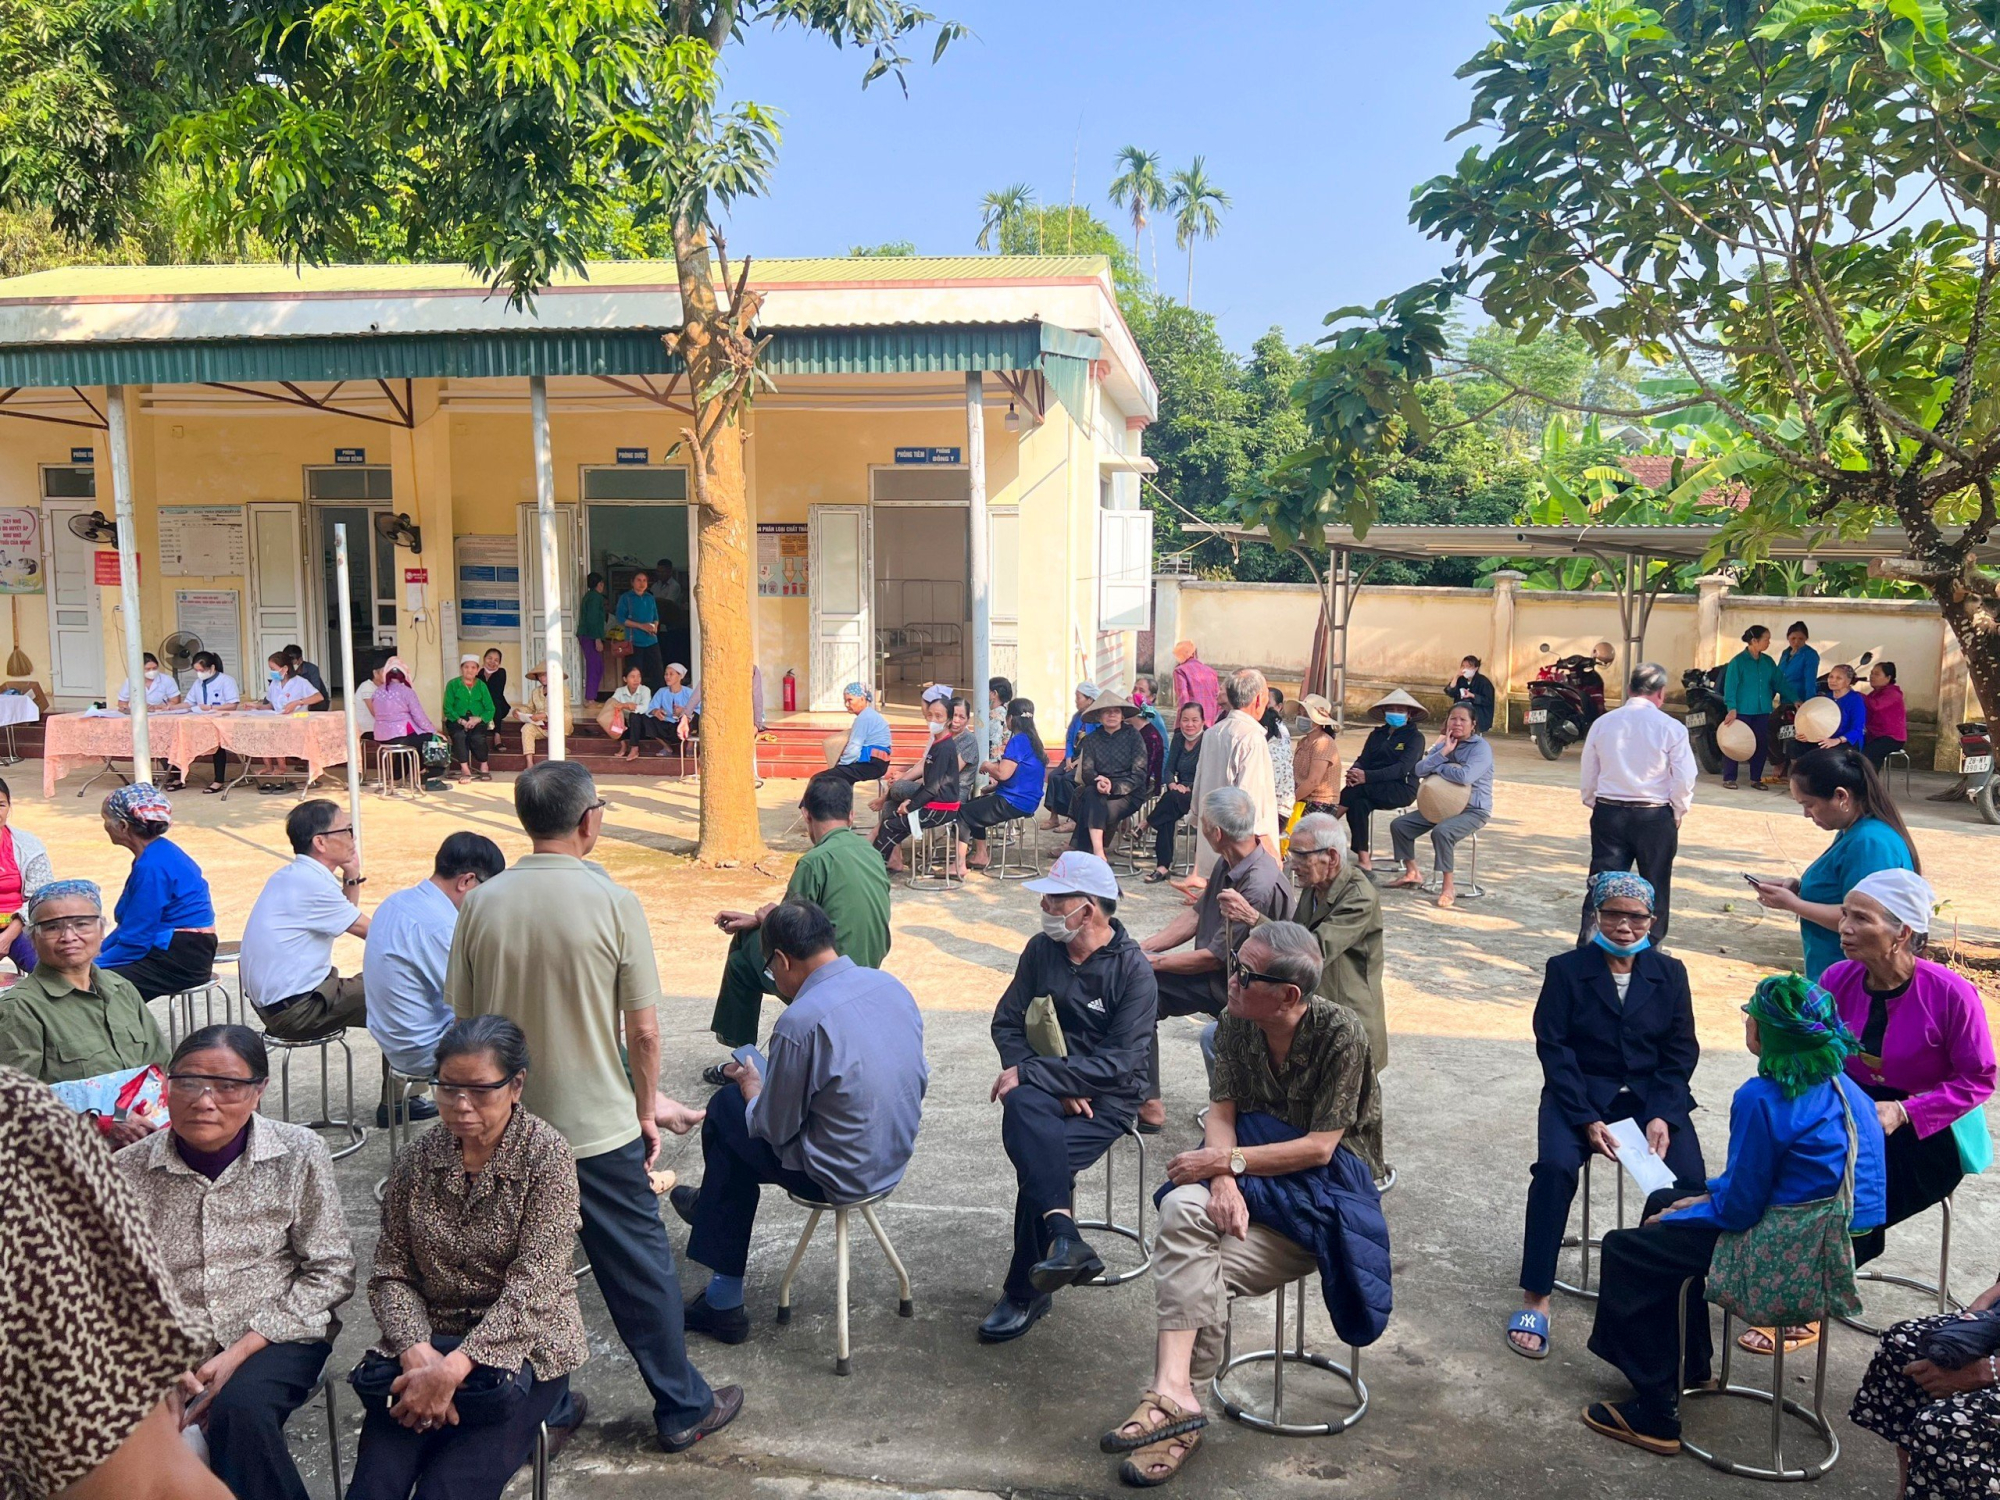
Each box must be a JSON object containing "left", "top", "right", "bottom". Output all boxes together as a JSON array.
[{"left": 0, "top": 257, "right": 1156, "bottom": 729}]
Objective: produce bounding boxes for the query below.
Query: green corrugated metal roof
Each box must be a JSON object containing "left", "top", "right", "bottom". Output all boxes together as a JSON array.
[{"left": 0, "top": 256, "right": 1110, "bottom": 300}]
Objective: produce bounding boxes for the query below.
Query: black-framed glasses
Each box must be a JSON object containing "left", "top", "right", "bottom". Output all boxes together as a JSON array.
[
  {"left": 318, "top": 825, "right": 355, "bottom": 839},
  {"left": 587, "top": 799, "right": 608, "bottom": 814},
  {"left": 1229, "top": 958, "right": 1292, "bottom": 989},
  {"left": 31, "top": 914, "right": 102, "bottom": 936},
  {"left": 429, "top": 1075, "right": 519, "bottom": 1105},
  {"left": 166, "top": 1073, "right": 264, "bottom": 1101}
]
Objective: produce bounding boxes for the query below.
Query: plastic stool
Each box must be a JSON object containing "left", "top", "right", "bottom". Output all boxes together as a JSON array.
[
  {"left": 775, "top": 1189, "right": 914, "bottom": 1376},
  {"left": 1212, "top": 1276, "right": 1369, "bottom": 1436}
]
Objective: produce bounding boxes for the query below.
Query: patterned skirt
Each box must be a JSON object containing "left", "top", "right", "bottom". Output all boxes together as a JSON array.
[{"left": 1848, "top": 1313, "right": 2000, "bottom": 1497}]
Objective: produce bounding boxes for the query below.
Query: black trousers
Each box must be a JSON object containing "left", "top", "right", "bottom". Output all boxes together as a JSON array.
[
  {"left": 685, "top": 1084, "right": 825, "bottom": 1279},
  {"left": 349, "top": 1366, "right": 567, "bottom": 1500},
  {"left": 1069, "top": 786, "right": 1140, "bottom": 849},
  {"left": 873, "top": 801, "right": 956, "bottom": 855},
  {"left": 999, "top": 1084, "right": 1128, "bottom": 1303},
  {"left": 1576, "top": 801, "right": 1680, "bottom": 948},
  {"left": 1587, "top": 1188, "right": 1721, "bottom": 1417},
  {"left": 1044, "top": 771, "right": 1076, "bottom": 819},
  {"left": 574, "top": 1138, "right": 713, "bottom": 1438},
  {"left": 1519, "top": 1090, "right": 1707, "bottom": 1296},
  {"left": 204, "top": 1338, "right": 329, "bottom": 1500},
  {"left": 448, "top": 722, "right": 492, "bottom": 766},
  {"left": 109, "top": 929, "right": 218, "bottom": 1002},
  {"left": 624, "top": 714, "right": 677, "bottom": 744},
  {"left": 1341, "top": 780, "right": 1414, "bottom": 854},
  {"left": 816, "top": 758, "right": 888, "bottom": 787},
  {"left": 630, "top": 641, "right": 664, "bottom": 690},
  {"left": 1149, "top": 787, "right": 1191, "bottom": 869},
  {"left": 1852, "top": 1086, "right": 1965, "bottom": 1266},
  {"left": 1148, "top": 967, "right": 1223, "bottom": 1100},
  {"left": 959, "top": 791, "right": 1028, "bottom": 842},
  {"left": 1862, "top": 735, "right": 1906, "bottom": 771}
]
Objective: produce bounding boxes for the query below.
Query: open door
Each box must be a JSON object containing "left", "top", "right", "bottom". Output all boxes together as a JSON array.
[
  {"left": 808, "top": 504, "right": 871, "bottom": 710},
  {"left": 518, "top": 502, "right": 581, "bottom": 687},
  {"left": 247, "top": 502, "right": 307, "bottom": 679}
]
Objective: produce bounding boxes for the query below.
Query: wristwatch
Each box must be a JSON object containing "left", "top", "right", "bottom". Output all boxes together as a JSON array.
[{"left": 1228, "top": 1148, "right": 1247, "bottom": 1177}]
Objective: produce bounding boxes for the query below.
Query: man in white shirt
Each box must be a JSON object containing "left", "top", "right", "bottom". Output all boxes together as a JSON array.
[
  {"left": 364, "top": 831, "right": 505, "bottom": 1123},
  {"left": 1577, "top": 662, "right": 1697, "bottom": 946},
  {"left": 239, "top": 799, "right": 370, "bottom": 1042},
  {"left": 1188, "top": 667, "right": 1281, "bottom": 878}
]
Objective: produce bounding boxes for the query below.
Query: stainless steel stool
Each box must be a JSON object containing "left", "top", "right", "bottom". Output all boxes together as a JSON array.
[
  {"left": 373, "top": 1059, "right": 432, "bottom": 1202},
  {"left": 1212, "top": 1276, "right": 1369, "bottom": 1436},
  {"left": 1076, "top": 1124, "right": 1155, "bottom": 1287},
  {"left": 775, "top": 1188, "right": 914, "bottom": 1376},
  {"left": 1678, "top": 1281, "right": 1838, "bottom": 1481},
  {"left": 907, "top": 816, "right": 963, "bottom": 890},
  {"left": 263, "top": 1033, "right": 368, "bottom": 1160},
  {"left": 990, "top": 814, "right": 1044, "bottom": 880},
  {"left": 1554, "top": 1152, "right": 1627, "bottom": 1300},
  {"left": 308, "top": 1376, "right": 344, "bottom": 1499},
  {"left": 1838, "top": 1194, "right": 1960, "bottom": 1337},
  {"left": 1420, "top": 830, "right": 1486, "bottom": 900},
  {"left": 1883, "top": 747, "right": 1913, "bottom": 796},
  {"left": 376, "top": 742, "right": 423, "bottom": 797},
  {"left": 161, "top": 981, "right": 236, "bottom": 1047}
]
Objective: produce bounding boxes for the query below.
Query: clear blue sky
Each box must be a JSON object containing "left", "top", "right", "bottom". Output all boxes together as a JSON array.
[{"left": 718, "top": 2, "right": 1505, "bottom": 353}]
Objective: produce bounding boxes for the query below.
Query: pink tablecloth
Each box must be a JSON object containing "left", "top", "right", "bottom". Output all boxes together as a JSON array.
[{"left": 41, "top": 711, "right": 350, "bottom": 796}]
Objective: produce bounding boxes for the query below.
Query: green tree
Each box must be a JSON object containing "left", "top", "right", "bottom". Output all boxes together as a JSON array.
[
  {"left": 1107, "top": 146, "right": 1166, "bottom": 287},
  {"left": 849, "top": 239, "right": 916, "bottom": 256},
  {"left": 1167, "top": 157, "right": 1228, "bottom": 305},
  {"left": 1454, "top": 323, "right": 1640, "bottom": 456},
  {"left": 976, "top": 183, "right": 1035, "bottom": 251},
  {"left": 988, "top": 201, "right": 1140, "bottom": 305}
]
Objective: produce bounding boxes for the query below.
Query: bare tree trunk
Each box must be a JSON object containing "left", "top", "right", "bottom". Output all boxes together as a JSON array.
[
  {"left": 670, "top": 223, "right": 766, "bottom": 866},
  {"left": 1931, "top": 580, "right": 2000, "bottom": 731}
]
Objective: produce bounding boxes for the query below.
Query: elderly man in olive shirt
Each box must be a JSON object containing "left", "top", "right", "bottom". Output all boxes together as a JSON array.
[{"left": 1137, "top": 787, "right": 1294, "bottom": 1130}]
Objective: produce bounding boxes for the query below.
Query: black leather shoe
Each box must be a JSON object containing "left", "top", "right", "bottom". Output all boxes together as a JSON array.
[
  {"left": 1028, "top": 1235, "right": 1105, "bottom": 1293},
  {"left": 668, "top": 1184, "right": 700, "bottom": 1226},
  {"left": 659, "top": 1384, "right": 743, "bottom": 1453},
  {"left": 977, "top": 1293, "right": 1052, "bottom": 1343},
  {"left": 543, "top": 1391, "right": 587, "bottom": 1463},
  {"left": 682, "top": 1291, "right": 751, "bottom": 1345},
  {"left": 373, "top": 1095, "right": 440, "bottom": 1129}
]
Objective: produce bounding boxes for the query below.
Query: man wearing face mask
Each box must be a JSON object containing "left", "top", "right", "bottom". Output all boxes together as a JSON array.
[
  {"left": 981, "top": 852, "right": 1157, "bottom": 1344},
  {"left": 1505, "top": 871, "right": 1704, "bottom": 1361}
]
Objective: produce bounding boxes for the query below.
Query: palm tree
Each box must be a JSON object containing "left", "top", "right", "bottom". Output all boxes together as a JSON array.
[
  {"left": 1107, "top": 146, "right": 1167, "bottom": 282},
  {"left": 976, "top": 183, "right": 1037, "bottom": 252},
  {"left": 1168, "top": 158, "right": 1230, "bottom": 305}
]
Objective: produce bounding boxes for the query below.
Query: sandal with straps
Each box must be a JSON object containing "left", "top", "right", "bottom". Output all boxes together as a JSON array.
[
  {"left": 1119, "top": 1427, "right": 1202, "bottom": 1487},
  {"left": 1099, "top": 1391, "right": 1207, "bottom": 1455}
]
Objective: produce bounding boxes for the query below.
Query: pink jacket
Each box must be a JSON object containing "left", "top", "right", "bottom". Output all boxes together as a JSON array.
[
  {"left": 1173, "top": 654, "right": 1222, "bottom": 727},
  {"left": 1824, "top": 957, "right": 1996, "bottom": 1139},
  {"left": 370, "top": 679, "right": 435, "bottom": 740}
]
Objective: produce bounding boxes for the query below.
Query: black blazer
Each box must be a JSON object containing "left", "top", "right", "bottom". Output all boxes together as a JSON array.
[
  {"left": 1446, "top": 672, "right": 1496, "bottom": 733},
  {"left": 1533, "top": 944, "right": 1698, "bottom": 1131}
]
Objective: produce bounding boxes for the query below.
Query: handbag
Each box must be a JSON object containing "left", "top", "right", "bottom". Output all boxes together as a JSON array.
[
  {"left": 348, "top": 1335, "right": 530, "bottom": 1427},
  {"left": 418, "top": 733, "right": 451, "bottom": 770},
  {"left": 1705, "top": 1086, "right": 1863, "bottom": 1329},
  {"left": 1951, "top": 1102, "right": 1993, "bottom": 1175},
  {"left": 1916, "top": 1308, "right": 2000, "bottom": 1369}
]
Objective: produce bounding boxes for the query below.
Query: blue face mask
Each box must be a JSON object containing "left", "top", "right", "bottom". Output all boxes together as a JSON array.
[
  {"left": 268, "top": 669, "right": 282, "bottom": 684},
  {"left": 1383, "top": 712, "right": 1408, "bottom": 728},
  {"left": 1592, "top": 930, "right": 1652, "bottom": 958}
]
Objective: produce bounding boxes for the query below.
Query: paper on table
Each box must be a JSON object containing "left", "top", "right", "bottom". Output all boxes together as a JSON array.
[
  {"left": 1607, "top": 1117, "right": 1678, "bottom": 1198},
  {"left": 80, "top": 706, "right": 126, "bottom": 718}
]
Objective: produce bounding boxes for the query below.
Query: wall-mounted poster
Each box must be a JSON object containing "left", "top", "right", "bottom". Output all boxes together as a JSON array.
[
  {"left": 0, "top": 508, "right": 43, "bottom": 594},
  {"left": 174, "top": 590, "right": 242, "bottom": 685},
  {"left": 158, "top": 505, "right": 248, "bottom": 576},
  {"left": 757, "top": 523, "right": 808, "bottom": 597},
  {"left": 455, "top": 534, "right": 522, "bottom": 638}
]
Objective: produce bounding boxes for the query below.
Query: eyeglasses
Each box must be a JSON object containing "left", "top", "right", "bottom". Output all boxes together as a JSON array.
[
  {"left": 1598, "top": 908, "right": 1655, "bottom": 930},
  {"left": 167, "top": 1073, "right": 263, "bottom": 1101},
  {"left": 1229, "top": 958, "right": 1292, "bottom": 989},
  {"left": 31, "top": 915, "right": 102, "bottom": 936},
  {"left": 429, "top": 1075, "right": 518, "bottom": 1105},
  {"left": 587, "top": 799, "right": 608, "bottom": 814},
  {"left": 317, "top": 825, "right": 354, "bottom": 839}
]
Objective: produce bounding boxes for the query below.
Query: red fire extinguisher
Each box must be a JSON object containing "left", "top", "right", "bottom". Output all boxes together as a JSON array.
[{"left": 782, "top": 669, "right": 797, "bottom": 713}]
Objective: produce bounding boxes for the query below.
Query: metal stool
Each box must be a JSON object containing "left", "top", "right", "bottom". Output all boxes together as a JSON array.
[
  {"left": 263, "top": 1033, "right": 368, "bottom": 1160},
  {"left": 775, "top": 1189, "right": 914, "bottom": 1376},
  {"left": 1678, "top": 1281, "right": 1838, "bottom": 1481},
  {"left": 990, "top": 814, "right": 1044, "bottom": 880},
  {"left": 161, "top": 981, "right": 236, "bottom": 1047},
  {"left": 307, "top": 1376, "right": 344, "bottom": 1499},
  {"left": 1837, "top": 1195, "right": 1960, "bottom": 1337},
  {"left": 1212, "top": 1276, "right": 1369, "bottom": 1436},
  {"left": 1171, "top": 818, "right": 1197, "bottom": 877},
  {"left": 1419, "top": 830, "right": 1486, "bottom": 900},
  {"left": 907, "top": 816, "right": 963, "bottom": 890},
  {"left": 373, "top": 1059, "right": 432, "bottom": 1202},
  {"left": 376, "top": 742, "right": 423, "bottom": 797},
  {"left": 1554, "top": 1153, "right": 1627, "bottom": 1301},
  {"left": 1883, "top": 747, "right": 1913, "bottom": 796},
  {"left": 1076, "top": 1125, "right": 1155, "bottom": 1286}
]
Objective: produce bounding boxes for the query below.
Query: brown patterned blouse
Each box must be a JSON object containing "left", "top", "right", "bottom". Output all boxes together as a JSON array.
[{"left": 368, "top": 1105, "right": 588, "bottom": 1379}]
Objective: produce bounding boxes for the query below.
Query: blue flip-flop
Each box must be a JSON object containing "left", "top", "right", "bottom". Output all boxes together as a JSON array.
[{"left": 1507, "top": 1309, "right": 1550, "bottom": 1359}]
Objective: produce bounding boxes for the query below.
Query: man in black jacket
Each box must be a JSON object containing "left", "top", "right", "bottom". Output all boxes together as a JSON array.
[{"left": 981, "top": 851, "right": 1157, "bottom": 1344}]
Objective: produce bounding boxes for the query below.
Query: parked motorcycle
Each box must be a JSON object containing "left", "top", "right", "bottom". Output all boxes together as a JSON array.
[
  {"left": 1770, "top": 649, "right": 1875, "bottom": 773},
  {"left": 1527, "top": 644, "right": 1608, "bottom": 760},
  {"left": 1680, "top": 666, "right": 1728, "bottom": 775},
  {"left": 1962, "top": 720, "right": 1997, "bottom": 824}
]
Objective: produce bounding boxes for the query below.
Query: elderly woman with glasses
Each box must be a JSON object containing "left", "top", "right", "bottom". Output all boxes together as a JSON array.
[
  {"left": 97, "top": 784, "right": 218, "bottom": 1001},
  {"left": 350, "top": 1014, "right": 587, "bottom": 1500},
  {"left": 0, "top": 879, "right": 166, "bottom": 1145},
  {"left": 111, "top": 1025, "right": 354, "bottom": 1500},
  {"left": 1506, "top": 872, "right": 1705, "bottom": 1362}
]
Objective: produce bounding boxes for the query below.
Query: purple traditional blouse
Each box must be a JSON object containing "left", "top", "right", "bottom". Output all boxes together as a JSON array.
[
  {"left": 1824, "top": 957, "right": 1996, "bottom": 1138},
  {"left": 370, "top": 679, "right": 435, "bottom": 739}
]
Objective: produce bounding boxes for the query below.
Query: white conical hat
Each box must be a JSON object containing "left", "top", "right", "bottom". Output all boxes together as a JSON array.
[
  {"left": 1367, "top": 689, "right": 1429, "bottom": 723},
  {"left": 1716, "top": 717, "right": 1758, "bottom": 761}
]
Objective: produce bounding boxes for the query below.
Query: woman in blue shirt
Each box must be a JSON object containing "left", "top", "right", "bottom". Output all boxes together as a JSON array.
[
  {"left": 1751, "top": 745, "right": 1919, "bottom": 980},
  {"left": 615, "top": 571, "right": 664, "bottom": 689},
  {"left": 960, "top": 699, "right": 1048, "bottom": 870},
  {"left": 1777, "top": 620, "right": 1820, "bottom": 704},
  {"left": 1809, "top": 663, "right": 1867, "bottom": 750},
  {"left": 96, "top": 784, "right": 217, "bottom": 1000},
  {"left": 1581, "top": 973, "right": 1885, "bottom": 1456}
]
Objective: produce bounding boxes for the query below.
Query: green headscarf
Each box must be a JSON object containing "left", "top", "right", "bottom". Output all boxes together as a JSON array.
[{"left": 1743, "top": 972, "right": 1859, "bottom": 1099}]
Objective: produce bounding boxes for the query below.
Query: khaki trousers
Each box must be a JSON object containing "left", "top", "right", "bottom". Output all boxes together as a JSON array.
[
  {"left": 1154, "top": 1182, "right": 1318, "bottom": 1382},
  {"left": 255, "top": 968, "right": 366, "bottom": 1043}
]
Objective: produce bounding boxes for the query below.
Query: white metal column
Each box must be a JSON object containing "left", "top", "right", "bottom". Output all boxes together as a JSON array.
[
  {"left": 106, "top": 385, "right": 149, "bottom": 773},
  {"left": 966, "top": 371, "right": 991, "bottom": 758},
  {"left": 529, "top": 376, "right": 567, "bottom": 759},
  {"left": 334, "top": 525, "right": 365, "bottom": 864}
]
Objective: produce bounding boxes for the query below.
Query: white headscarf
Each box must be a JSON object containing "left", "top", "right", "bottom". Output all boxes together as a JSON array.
[{"left": 1848, "top": 868, "right": 1935, "bottom": 934}]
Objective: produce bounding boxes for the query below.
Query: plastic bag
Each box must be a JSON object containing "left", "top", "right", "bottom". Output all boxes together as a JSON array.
[{"left": 48, "top": 1064, "right": 170, "bottom": 1135}]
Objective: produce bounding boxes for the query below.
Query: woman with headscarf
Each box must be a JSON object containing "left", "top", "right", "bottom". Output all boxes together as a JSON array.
[
  {"left": 1578, "top": 974, "right": 1886, "bottom": 1457},
  {"left": 443, "top": 654, "right": 496, "bottom": 782},
  {"left": 1335, "top": 690, "right": 1426, "bottom": 869},
  {"left": 366, "top": 656, "right": 445, "bottom": 791},
  {"left": 1068, "top": 693, "right": 1149, "bottom": 857},
  {"left": 96, "top": 785, "right": 217, "bottom": 1001},
  {"left": 1508, "top": 873, "right": 1704, "bottom": 1361},
  {"left": 1041, "top": 680, "right": 1099, "bottom": 830},
  {"left": 1821, "top": 869, "right": 1993, "bottom": 1270}
]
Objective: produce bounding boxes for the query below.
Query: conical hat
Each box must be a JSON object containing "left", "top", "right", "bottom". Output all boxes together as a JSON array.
[
  {"left": 1716, "top": 717, "right": 1758, "bottom": 761},
  {"left": 1417, "top": 774, "right": 1472, "bottom": 823},
  {"left": 1793, "top": 696, "right": 1844, "bottom": 743},
  {"left": 1082, "top": 692, "right": 1137, "bottom": 724},
  {"left": 1367, "top": 689, "right": 1429, "bottom": 723}
]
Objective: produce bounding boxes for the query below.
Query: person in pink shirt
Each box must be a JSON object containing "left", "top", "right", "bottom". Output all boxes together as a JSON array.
[
  {"left": 1170, "top": 641, "right": 1221, "bottom": 728},
  {"left": 1861, "top": 661, "right": 1908, "bottom": 770},
  {"left": 368, "top": 657, "right": 444, "bottom": 790},
  {"left": 1822, "top": 868, "right": 1994, "bottom": 1269}
]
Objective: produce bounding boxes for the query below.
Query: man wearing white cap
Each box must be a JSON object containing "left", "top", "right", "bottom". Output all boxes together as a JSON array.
[
  {"left": 1187, "top": 668, "right": 1280, "bottom": 878},
  {"left": 981, "top": 852, "right": 1157, "bottom": 1344}
]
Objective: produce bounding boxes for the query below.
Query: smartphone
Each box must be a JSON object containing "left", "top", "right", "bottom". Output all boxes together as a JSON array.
[
  {"left": 730, "top": 1044, "right": 766, "bottom": 1074},
  {"left": 181, "top": 1382, "right": 216, "bottom": 1426},
  {"left": 1742, "top": 872, "right": 1771, "bottom": 889}
]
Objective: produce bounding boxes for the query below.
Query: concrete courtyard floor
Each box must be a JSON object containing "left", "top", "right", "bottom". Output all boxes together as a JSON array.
[{"left": 23, "top": 733, "right": 2000, "bottom": 1499}]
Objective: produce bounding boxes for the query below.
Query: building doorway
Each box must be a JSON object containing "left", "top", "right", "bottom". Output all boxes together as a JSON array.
[
  {"left": 582, "top": 465, "right": 695, "bottom": 680},
  {"left": 306, "top": 466, "right": 397, "bottom": 698},
  {"left": 42, "top": 465, "right": 104, "bottom": 703},
  {"left": 872, "top": 502, "right": 970, "bottom": 709}
]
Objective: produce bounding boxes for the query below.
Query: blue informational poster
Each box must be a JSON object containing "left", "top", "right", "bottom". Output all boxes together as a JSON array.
[{"left": 454, "top": 536, "right": 522, "bottom": 637}]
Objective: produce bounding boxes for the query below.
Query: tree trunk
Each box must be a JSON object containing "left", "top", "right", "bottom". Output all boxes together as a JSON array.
[
  {"left": 1185, "top": 246, "right": 1193, "bottom": 306},
  {"left": 1931, "top": 578, "right": 2000, "bottom": 733},
  {"left": 670, "top": 223, "right": 766, "bottom": 866}
]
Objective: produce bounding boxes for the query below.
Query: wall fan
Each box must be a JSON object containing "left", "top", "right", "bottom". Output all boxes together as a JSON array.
[
  {"left": 66, "top": 510, "right": 118, "bottom": 545},
  {"left": 374, "top": 511, "right": 422, "bottom": 553}
]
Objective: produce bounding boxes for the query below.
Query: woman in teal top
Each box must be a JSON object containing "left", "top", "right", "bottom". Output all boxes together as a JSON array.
[
  {"left": 442, "top": 654, "right": 497, "bottom": 782},
  {"left": 1720, "top": 624, "right": 1785, "bottom": 789},
  {"left": 1751, "top": 744, "right": 1918, "bottom": 979},
  {"left": 578, "top": 571, "right": 610, "bottom": 703}
]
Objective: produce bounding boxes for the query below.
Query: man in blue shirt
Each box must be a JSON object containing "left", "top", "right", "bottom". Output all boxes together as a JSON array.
[
  {"left": 671, "top": 899, "right": 928, "bottom": 1345},
  {"left": 817, "top": 683, "right": 894, "bottom": 786},
  {"left": 363, "top": 831, "right": 505, "bottom": 1124},
  {"left": 616, "top": 571, "right": 664, "bottom": 689}
]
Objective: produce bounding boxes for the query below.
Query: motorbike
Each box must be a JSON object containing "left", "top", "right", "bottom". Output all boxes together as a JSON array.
[
  {"left": 1680, "top": 666, "right": 1729, "bottom": 775},
  {"left": 1961, "top": 720, "right": 1997, "bottom": 825},
  {"left": 1526, "top": 644, "right": 1608, "bottom": 760},
  {"left": 1770, "top": 649, "right": 1875, "bottom": 774}
]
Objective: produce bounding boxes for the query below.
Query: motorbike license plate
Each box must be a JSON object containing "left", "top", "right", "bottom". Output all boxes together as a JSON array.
[
  {"left": 1777, "top": 724, "right": 1796, "bottom": 740},
  {"left": 1526, "top": 709, "right": 1548, "bottom": 724},
  {"left": 1683, "top": 713, "right": 1706, "bottom": 728},
  {"left": 1967, "top": 755, "right": 1994, "bottom": 775}
]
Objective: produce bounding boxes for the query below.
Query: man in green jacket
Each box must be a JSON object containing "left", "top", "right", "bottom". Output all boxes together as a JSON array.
[{"left": 705, "top": 775, "right": 892, "bottom": 1060}]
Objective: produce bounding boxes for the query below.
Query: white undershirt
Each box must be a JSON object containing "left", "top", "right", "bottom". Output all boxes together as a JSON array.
[{"left": 1612, "top": 970, "right": 1633, "bottom": 1005}]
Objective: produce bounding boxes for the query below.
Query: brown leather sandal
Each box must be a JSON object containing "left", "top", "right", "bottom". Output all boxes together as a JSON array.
[
  {"left": 1099, "top": 1391, "right": 1206, "bottom": 1455},
  {"left": 1119, "top": 1427, "right": 1202, "bottom": 1486}
]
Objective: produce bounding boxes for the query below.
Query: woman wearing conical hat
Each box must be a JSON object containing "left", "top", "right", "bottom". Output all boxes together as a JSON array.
[{"left": 1335, "top": 690, "right": 1427, "bottom": 870}]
